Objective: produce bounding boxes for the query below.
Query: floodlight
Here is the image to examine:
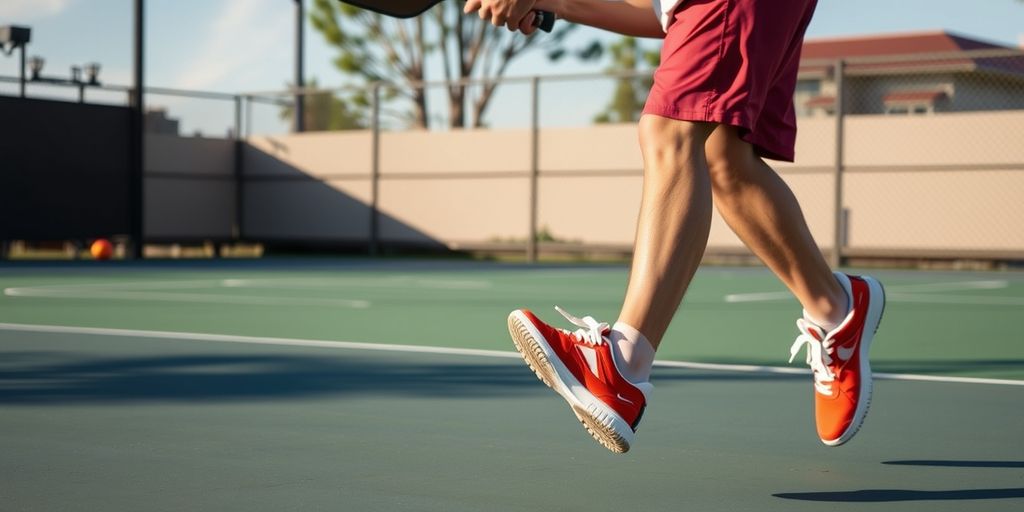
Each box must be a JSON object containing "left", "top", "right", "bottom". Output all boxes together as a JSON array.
[
  {"left": 0, "top": 25, "right": 31, "bottom": 55},
  {"left": 85, "top": 62, "right": 101, "bottom": 85},
  {"left": 28, "top": 55, "right": 44, "bottom": 80}
]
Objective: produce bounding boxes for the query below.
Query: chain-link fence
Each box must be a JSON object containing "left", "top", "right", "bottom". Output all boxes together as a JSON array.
[
  {"left": 3, "top": 47, "right": 1023, "bottom": 263},
  {"left": 825, "top": 49, "right": 1024, "bottom": 263},
  {"left": 238, "top": 47, "right": 1023, "bottom": 263}
]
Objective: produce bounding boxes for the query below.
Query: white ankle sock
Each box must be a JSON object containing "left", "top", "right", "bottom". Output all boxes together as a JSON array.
[
  {"left": 803, "top": 273, "right": 853, "bottom": 333},
  {"left": 609, "top": 321, "right": 656, "bottom": 383}
]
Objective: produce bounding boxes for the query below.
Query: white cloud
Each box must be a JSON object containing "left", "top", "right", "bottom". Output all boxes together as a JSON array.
[
  {"left": 174, "top": 0, "right": 291, "bottom": 91},
  {"left": 0, "top": 0, "right": 75, "bottom": 20}
]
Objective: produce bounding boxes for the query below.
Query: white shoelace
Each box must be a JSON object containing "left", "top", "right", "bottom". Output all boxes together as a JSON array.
[
  {"left": 789, "top": 318, "right": 837, "bottom": 396},
  {"left": 554, "top": 305, "right": 609, "bottom": 346}
]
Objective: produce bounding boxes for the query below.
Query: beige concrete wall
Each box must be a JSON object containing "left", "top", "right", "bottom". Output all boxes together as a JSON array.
[
  {"left": 845, "top": 111, "right": 1024, "bottom": 166},
  {"left": 243, "top": 133, "right": 372, "bottom": 241},
  {"left": 845, "top": 170, "right": 1024, "bottom": 251},
  {"left": 378, "top": 129, "right": 532, "bottom": 244},
  {"left": 235, "top": 111, "right": 1024, "bottom": 256},
  {"left": 144, "top": 134, "right": 235, "bottom": 238}
]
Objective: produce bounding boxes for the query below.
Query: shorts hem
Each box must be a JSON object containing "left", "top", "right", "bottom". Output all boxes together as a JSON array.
[
  {"left": 641, "top": 103, "right": 795, "bottom": 162},
  {"left": 641, "top": 103, "right": 752, "bottom": 130}
]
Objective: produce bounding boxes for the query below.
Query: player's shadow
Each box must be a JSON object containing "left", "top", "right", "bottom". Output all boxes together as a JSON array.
[
  {"left": 775, "top": 460, "right": 1024, "bottom": 502},
  {"left": 774, "top": 488, "right": 1024, "bottom": 502},
  {"left": 883, "top": 460, "right": 1024, "bottom": 468}
]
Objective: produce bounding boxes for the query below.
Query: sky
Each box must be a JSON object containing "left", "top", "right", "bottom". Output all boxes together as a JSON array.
[{"left": 2, "top": 0, "right": 1022, "bottom": 133}]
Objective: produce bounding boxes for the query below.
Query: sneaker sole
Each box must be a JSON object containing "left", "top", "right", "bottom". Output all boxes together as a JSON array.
[
  {"left": 507, "top": 311, "right": 635, "bottom": 454},
  {"left": 823, "top": 276, "right": 886, "bottom": 447}
]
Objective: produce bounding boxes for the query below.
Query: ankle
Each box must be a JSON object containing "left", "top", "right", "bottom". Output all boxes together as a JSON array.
[
  {"left": 609, "top": 322, "right": 656, "bottom": 383},
  {"left": 804, "top": 274, "right": 851, "bottom": 331}
]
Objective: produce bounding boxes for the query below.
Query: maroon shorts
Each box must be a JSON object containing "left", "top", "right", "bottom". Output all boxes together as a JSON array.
[{"left": 643, "top": 0, "right": 818, "bottom": 161}]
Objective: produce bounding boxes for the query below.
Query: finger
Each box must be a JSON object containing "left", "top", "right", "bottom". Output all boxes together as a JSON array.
[
  {"left": 505, "top": 9, "right": 528, "bottom": 31},
  {"left": 463, "top": 0, "right": 482, "bottom": 14},
  {"left": 517, "top": 12, "right": 537, "bottom": 35},
  {"left": 508, "top": 1, "right": 536, "bottom": 27},
  {"left": 478, "top": 5, "right": 490, "bottom": 21},
  {"left": 491, "top": 12, "right": 506, "bottom": 28}
]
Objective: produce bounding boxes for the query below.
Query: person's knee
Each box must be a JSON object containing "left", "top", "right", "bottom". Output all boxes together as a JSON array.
[
  {"left": 707, "top": 156, "right": 745, "bottom": 198},
  {"left": 638, "top": 116, "right": 714, "bottom": 174},
  {"left": 706, "top": 128, "right": 758, "bottom": 197}
]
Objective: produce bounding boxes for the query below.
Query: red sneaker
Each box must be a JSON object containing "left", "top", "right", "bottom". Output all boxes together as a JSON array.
[
  {"left": 507, "top": 307, "right": 652, "bottom": 453},
  {"left": 789, "top": 273, "right": 885, "bottom": 446}
]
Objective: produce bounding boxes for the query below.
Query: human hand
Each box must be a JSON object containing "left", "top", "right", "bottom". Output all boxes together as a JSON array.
[{"left": 464, "top": 0, "right": 538, "bottom": 32}]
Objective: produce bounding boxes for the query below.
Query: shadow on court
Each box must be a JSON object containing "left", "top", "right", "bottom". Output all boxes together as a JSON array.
[
  {"left": 0, "top": 349, "right": 824, "bottom": 405},
  {"left": 775, "top": 487, "right": 1024, "bottom": 502},
  {"left": 883, "top": 460, "right": 1024, "bottom": 468},
  {"left": 776, "top": 459, "right": 1024, "bottom": 503}
]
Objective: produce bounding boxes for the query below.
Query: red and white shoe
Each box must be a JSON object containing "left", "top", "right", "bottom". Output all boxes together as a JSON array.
[
  {"left": 789, "top": 273, "right": 885, "bottom": 446},
  {"left": 507, "top": 307, "right": 652, "bottom": 453}
]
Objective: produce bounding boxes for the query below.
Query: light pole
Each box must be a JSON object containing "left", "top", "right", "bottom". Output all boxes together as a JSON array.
[{"left": 0, "top": 25, "right": 31, "bottom": 98}]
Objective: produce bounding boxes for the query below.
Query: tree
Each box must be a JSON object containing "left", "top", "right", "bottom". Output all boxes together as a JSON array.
[
  {"left": 310, "top": 0, "right": 577, "bottom": 129},
  {"left": 592, "top": 36, "right": 659, "bottom": 124},
  {"left": 279, "top": 78, "right": 366, "bottom": 131}
]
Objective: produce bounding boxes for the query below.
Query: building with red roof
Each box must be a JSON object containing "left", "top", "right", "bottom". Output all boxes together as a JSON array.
[{"left": 796, "top": 31, "right": 1024, "bottom": 116}]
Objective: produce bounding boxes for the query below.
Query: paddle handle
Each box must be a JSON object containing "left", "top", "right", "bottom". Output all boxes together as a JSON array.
[
  {"left": 532, "top": 10, "right": 556, "bottom": 32},
  {"left": 461, "top": 2, "right": 556, "bottom": 33}
]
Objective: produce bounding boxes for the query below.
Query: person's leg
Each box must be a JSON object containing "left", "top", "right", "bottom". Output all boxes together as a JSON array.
[
  {"left": 505, "top": 116, "right": 716, "bottom": 453},
  {"left": 704, "top": 125, "right": 848, "bottom": 327},
  {"left": 616, "top": 116, "right": 716, "bottom": 349},
  {"left": 705, "top": 124, "right": 885, "bottom": 447}
]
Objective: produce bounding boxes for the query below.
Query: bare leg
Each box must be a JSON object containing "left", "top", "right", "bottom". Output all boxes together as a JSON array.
[
  {"left": 705, "top": 125, "right": 847, "bottom": 325},
  {"left": 616, "top": 115, "right": 716, "bottom": 349}
]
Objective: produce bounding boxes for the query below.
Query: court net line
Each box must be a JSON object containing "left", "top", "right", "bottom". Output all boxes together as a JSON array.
[{"left": 1, "top": 322, "right": 1021, "bottom": 387}]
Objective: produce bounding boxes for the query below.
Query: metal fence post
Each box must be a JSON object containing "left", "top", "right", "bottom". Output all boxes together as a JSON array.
[
  {"left": 19, "top": 44, "right": 26, "bottom": 98},
  {"left": 293, "top": 0, "right": 305, "bottom": 133},
  {"left": 528, "top": 76, "right": 540, "bottom": 263},
  {"left": 831, "top": 59, "right": 845, "bottom": 269},
  {"left": 245, "top": 95, "right": 253, "bottom": 138},
  {"left": 232, "top": 95, "right": 244, "bottom": 242},
  {"left": 369, "top": 82, "right": 381, "bottom": 256},
  {"left": 129, "top": 0, "right": 145, "bottom": 259}
]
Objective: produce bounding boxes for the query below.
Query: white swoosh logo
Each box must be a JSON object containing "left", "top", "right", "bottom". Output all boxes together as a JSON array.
[
  {"left": 617, "top": 393, "right": 635, "bottom": 405},
  {"left": 577, "top": 345, "right": 600, "bottom": 377}
]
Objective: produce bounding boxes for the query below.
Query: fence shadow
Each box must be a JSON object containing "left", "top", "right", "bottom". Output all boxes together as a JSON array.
[
  {"left": 242, "top": 142, "right": 446, "bottom": 250},
  {"left": 0, "top": 350, "right": 539, "bottom": 405}
]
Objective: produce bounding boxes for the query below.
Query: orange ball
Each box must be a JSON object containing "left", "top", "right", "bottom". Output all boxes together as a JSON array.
[{"left": 91, "top": 239, "right": 113, "bottom": 260}]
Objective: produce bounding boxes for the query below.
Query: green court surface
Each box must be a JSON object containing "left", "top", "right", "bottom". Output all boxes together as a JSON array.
[{"left": 2, "top": 259, "right": 1023, "bottom": 510}]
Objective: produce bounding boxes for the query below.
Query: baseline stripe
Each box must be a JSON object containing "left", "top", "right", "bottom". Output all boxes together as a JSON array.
[
  {"left": 1, "top": 322, "right": 1021, "bottom": 387},
  {"left": 0, "top": 322, "right": 517, "bottom": 359}
]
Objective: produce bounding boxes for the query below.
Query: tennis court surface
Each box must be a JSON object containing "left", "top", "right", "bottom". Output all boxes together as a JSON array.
[{"left": 2, "top": 259, "right": 1022, "bottom": 511}]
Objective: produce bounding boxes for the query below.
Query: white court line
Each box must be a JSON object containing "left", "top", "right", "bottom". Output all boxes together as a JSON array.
[
  {"left": 724, "top": 291, "right": 792, "bottom": 303},
  {"left": 0, "top": 322, "right": 517, "bottom": 359},
  {"left": 0, "top": 322, "right": 1021, "bottom": 387},
  {"left": 3, "top": 287, "right": 370, "bottom": 309},
  {"left": 887, "top": 280, "right": 1008, "bottom": 292},
  {"left": 886, "top": 293, "right": 1024, "bottom": 306},
  {"left": 725, "top": 279, "right": 1018, "bottom": 305},
  {"left": 0, "top": 279, "right": 232, "bottom": 291},
  {"left": 222, "top": 277, "right": 493, "bottom": 290}
]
